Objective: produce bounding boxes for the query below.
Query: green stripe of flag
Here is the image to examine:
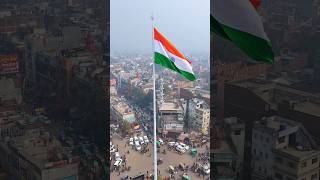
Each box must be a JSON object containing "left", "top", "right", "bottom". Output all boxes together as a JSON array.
[
  {"left": 154, "top": 52, "right": 196, "bottom": 81},
  {"left": 211, "top": 15, "right": 274, "bottom": 64}
]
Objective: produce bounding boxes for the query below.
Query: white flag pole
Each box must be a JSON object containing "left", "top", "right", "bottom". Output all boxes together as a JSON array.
[{"left": 151, "top": 15, "right": 158, "bottom": 180}]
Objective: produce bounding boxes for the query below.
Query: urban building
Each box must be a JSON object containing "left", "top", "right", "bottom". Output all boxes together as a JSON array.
[
  {"left": 184, "top": 98, "right": 210, "bottom": 135},
  {"left": 213, "top": 117, "right": 245, "bottom": 180},
  {"left": 159, "top": 101, "right": 184, "bottom": 138},
  {"left": 111, "top": 97, "right": 136, "bottom": 123},
  {"left": 0, "top": 111, "right": 79, "bottom": 180},
  {"left": 252, "top": 116, "right": 320, "bottom": 180}
]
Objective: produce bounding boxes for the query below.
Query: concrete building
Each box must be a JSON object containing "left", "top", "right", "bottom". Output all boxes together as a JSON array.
[
  {"left": 252, "top": 116, "right": 320, "bottom": 180},
  {"left": 273, "top": 147, "right": 320, "bottom": 180},
  {"left": 159, "top": 101, "right": 184, "bottom": 138},
  {"left": 0, "top": 112, "right": 79, "bottom": 180},
  {"left": 213, "top": 117, "right": 245, "bottom": 180},
  {"left": 185, "top": 98, "right": 210, "bottom": 135},
  {"left": 111, "top": 97, "right": 135, "bottom": 123}
]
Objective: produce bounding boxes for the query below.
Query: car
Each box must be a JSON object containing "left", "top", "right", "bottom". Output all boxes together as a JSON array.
[
  {"left": 168, "top": 142, "right": 175, "bottom": 147},
  {"left": 135, "top": 141, "right": 141, "bottom": 151},
  {"left": 134, "top": 136, "right": 138, "bottom": 141},
  {"left": 121, "top": 175, "right": 129, "bottom": 180},
  {"left": 143, "top": 136, "right": 149, "bottom": 143},
  {"left": 179, "top": 143, "right": 189, "bottom": 151},
  {"left": 110, "top": 147, "right": 116, "bottom": 153},
  {"left": 115, "top": 152, "right": 121, "bottom": 160},
  {"left": 114, "top": 159, "right": 123, "bottom": 167},
  {"left": 139, "top": 137, "right": 144, "bottom": 144},
  {"left": 129, "top": 141, "right": 134, "bottom": 146},
  {"left": 129, "top": 138, "right": 134, "bottom": 145},
  {"left": 203, "top": 165, "right": 210, "bottom": 175},
  {"left": 158, "top": 138, "right": 164, "bottom": 145},
  {"left": 176, "top": 145, "right": 186, "bottom": 154}
]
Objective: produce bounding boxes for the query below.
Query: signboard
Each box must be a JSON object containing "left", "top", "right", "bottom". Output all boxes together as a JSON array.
[{"left": 0, "top": 55, "right": 18, "bottom": 75}]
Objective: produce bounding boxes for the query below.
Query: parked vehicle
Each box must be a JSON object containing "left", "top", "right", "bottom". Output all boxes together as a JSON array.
[
  {"left": 134, "top": 136, "right": 138, "bottom": 141},
  {"left": 121, "top": 175, "right": 129, "bottom": 180},
  {"left": 110, "top": 147, "right": 116, "bottom": 153},
  {"left": 114, "top": 159, "right": 122, "bottom": 168},
  {"left": 139, "top": 137, "right": 144, "bottom": 144},
  {"left": 179, "top": 143, "right": 189, "bottom": 151},
  {"left": 179, "top": 163, "right": 186, "bottom": 171},
  {"left": 176, "top": 145, "right": 186, "bottom": 154},
  {"left": 168, "top": 165, "right": 177, "bottom": 174},
  {"left": 135, "top": 141, "right": 141, "bottom": 151},
  {"left": 158, "top": 138, "right": 164, "bottom": 145},
  {"left": 168, "top": 142, "right": 175, "bottom": 147},
  {"left": 143, "top": 136, "right": 149, "bottom": 143},
  {"left": 115, "top": 152, "right": 121, "bottom": 160},
  {"left": 203, "top": 165, "right": 210, "bottom": 175}
]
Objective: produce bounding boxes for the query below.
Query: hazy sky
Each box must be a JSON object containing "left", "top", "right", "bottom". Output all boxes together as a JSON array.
[{"left": 111, "top": 0, "right": 210, "bottom": 54}]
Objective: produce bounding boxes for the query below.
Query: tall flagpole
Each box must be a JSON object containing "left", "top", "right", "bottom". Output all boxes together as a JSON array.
[{"left": 151, "top": 15, "right": 158, "bottom": 180}]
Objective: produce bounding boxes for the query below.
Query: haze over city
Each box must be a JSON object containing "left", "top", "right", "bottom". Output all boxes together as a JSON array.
[{"left": 111, "top": 0, "right": 210, "bottom": 54}]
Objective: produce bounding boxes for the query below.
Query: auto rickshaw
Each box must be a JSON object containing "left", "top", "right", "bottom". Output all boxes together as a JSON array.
[
  {"left": 168, "top": 165, "right": 176, "bottom": 174},
  {"left": 181, "top": 174, "right": 190, "bottom": 180},
  {"left": 179, "top": 163, "right": 186, "bottom": 171}
]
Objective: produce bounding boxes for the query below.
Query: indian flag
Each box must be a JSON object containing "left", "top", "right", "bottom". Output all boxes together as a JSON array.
[
  {"left": 211, "top": 0, "right": 274, "bottom": 64},
  {"left": 154, "top": 28, "right": 196, "bottom": 81}
]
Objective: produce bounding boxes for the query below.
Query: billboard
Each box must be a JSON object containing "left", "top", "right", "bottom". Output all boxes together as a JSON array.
[{"left": 0, "top": 55, "right": 18, "bottom": 75}]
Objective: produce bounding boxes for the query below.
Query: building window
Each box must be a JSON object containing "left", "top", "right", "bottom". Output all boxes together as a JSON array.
[
  {"left": 259, "top": 166, "right": 262, "bottom": 171},
  {"left": 266, "top": 137, "right": 270, "bottom": 143},
  {"left": 278, "top": 136, "right": 285, "bottom": 144},
  {"left": 260, "top": 151, "right": 263, "bottom": 157},
  {"left": 253, "top": 148, "right": 256, "bottom": 155},
  {"left": 275, "top": 157, "right": 283, "bottom": 164},
  {"left": 311, "top": 173, "right": 318, "bottom": 180},
  {"left": 275, "top": 173, "right": 283, "bottom": 179},
  {"left": 235, "top": 129, "right": 241, "bottom": 135},
  {"left": 312, "top": 158, "right": 318, "bottom": 164},
  {"left": 301, "top": 162, "right": 307, "bottom": 168},
  {"left": 265, "top": 153, "right": 268, "bottom": 159},
  {"left": 287, "top": 162, "right": 296, "bottom": 168}
]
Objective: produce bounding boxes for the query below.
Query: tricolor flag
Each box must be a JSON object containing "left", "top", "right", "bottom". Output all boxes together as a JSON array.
[
  {"left": 154, "top": 28, "right": 196, "bottom": 81},
  {"left": 211, "top": 0, "right": 274, "bottom": 64}
]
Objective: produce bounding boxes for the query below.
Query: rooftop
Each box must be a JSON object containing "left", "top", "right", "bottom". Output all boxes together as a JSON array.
[
  {"left": 275, "top": 146, "right": 320, "bottom": 161},
  {"left": 161, "top": 115, "right": 183, "bottom": 123},
  {"left": 159, "top": 102, "right": 182, "bottom": 112},
  {"left": 9, "top": 134, "right": 60, "bottom": 169},
  {"left": 294, "top": 101, "right": 320, "bottom": 117}
]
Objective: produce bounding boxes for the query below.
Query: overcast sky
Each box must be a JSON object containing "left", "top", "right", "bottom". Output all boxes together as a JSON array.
[{"left": 111, "top": 0, "right": 210, "bottom": 54}]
